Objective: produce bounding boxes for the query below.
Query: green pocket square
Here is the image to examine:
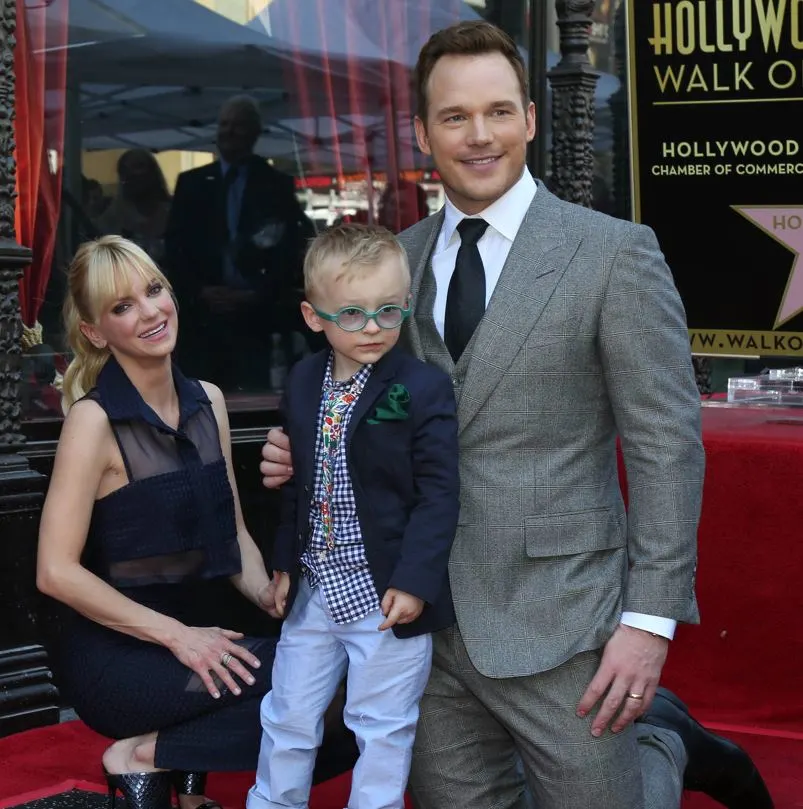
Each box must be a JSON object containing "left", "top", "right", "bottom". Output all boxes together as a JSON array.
[{"left": 367, "top": 383, "right": 411, "bottom": 424}]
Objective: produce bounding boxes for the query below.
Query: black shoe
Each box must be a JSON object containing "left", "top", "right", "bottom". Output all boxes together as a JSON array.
[
  {"left": 171, "top": 771, "right": 222, "bottom": 809},
  {"left": 104, "top": 769, "right": 172, "bottom": 809},
  {"left": 643, "top": 688, "right": 774, "bottom": 809},
  {"left": 172, "top": 771, "right": 206, "bottom": 796}
]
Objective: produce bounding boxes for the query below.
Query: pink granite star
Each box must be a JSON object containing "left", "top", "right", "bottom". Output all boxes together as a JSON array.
[{"left": 733, "top": 206, "right": 803, "bottom": 327}]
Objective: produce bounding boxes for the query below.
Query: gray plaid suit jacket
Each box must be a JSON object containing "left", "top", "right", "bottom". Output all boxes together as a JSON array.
[{"left": 397, "top": 181, "right": 704, "bottom": 679}]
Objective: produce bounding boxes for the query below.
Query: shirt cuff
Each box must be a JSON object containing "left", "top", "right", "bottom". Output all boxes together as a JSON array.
[{"left": 620, "top": 612, "right": 677, "bottom": 640}]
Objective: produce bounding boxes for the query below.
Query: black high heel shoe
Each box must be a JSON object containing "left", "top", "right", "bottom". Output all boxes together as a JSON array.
[
  {"left": 104, "top": 768, "right": 173, "bottom": 809},
  {"left": 171, "top": 772, "right": 222, "bottom": 809}
]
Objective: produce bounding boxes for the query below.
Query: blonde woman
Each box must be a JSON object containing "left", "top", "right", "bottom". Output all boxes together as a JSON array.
[{"left": 37, "top": 236, "right": 281, "bottom": 809}]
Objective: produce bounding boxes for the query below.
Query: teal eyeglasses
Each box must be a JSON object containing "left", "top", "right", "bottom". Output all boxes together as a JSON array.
[{"left": 313, "top": 304, "right": 411, "bottom": 332}]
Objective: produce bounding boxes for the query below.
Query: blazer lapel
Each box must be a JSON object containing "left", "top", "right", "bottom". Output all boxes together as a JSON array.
[
  {"left": 292, "top": 351, "right": 328, "bottom": 487},
  {"left": 456, "top": 186, "right": 581, "bottom": 433},
  {"left": 347, "top": 347, "right": 404, "bottom": 441}
]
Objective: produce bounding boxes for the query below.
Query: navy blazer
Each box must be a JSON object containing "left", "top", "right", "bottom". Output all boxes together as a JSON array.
[{"left": 273, "top": 345, "right": 460, "bottom": 638}]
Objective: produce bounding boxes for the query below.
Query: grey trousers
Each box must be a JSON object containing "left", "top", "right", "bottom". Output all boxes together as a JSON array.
[
  {"left": 512, "top": 724, "right": 685, "bottom": 809},
  {"left": 408, "top": 626, "right": 686, "bottom": 809}
]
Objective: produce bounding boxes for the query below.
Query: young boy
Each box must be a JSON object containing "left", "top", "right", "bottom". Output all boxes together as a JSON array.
[{"left": 247, "top": 224, "right": 459, "bottom": 809}]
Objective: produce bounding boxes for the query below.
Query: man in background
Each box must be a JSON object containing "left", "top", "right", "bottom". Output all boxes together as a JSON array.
[{"left": 165, "top": 95, "right": 314, "bottom": 391}]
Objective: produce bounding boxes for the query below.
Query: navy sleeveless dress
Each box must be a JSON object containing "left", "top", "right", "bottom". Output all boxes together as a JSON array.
[{"left": 53, "top": 357, "right": 277, "bottom": 771}]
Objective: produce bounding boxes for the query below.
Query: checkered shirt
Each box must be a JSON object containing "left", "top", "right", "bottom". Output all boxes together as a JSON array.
[{"left": 300, "top": 356, "right": 380, "bottom": 624}]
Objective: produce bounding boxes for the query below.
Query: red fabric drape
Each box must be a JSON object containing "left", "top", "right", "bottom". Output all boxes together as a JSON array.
[
  {"left": 275, "top": 0, "right": 460, "bottom": 230},
  {"left": 14, "top": 0, "right": 68, "bottom": 329}
]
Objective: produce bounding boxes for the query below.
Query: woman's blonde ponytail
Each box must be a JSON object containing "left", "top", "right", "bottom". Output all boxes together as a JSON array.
[{"left": 61, "top": 293, "right": 111, "bottom": 411}]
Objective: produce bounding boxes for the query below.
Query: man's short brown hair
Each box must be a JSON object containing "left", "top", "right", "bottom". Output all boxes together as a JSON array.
[{"left": 414, "top": 21, "right": 529, "bottom": 123}]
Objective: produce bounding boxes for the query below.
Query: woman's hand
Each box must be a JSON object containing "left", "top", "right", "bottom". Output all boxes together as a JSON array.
[{"left": 169, "top": 625, "right": 262, "bottom": 699}]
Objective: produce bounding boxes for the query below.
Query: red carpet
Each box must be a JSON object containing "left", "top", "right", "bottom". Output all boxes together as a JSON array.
[
  {"left": 0, "top": 721, "right": 391, "bottom": 809},
  {"left": 0, "top": 720, "right": 801, "bottom": 808},
  {"left": 617, "top": 405, "right": 803, "bottom": 734}
]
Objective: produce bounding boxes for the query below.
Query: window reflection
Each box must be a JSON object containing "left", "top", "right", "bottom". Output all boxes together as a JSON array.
[
  {"left": 20, "top": 0, "right": 546, "bottom": 417},
  {"left": 97, "top": 150, "right": 172, "bottom": 263},
  {"left": 163, "top": 94, "right": 314, "bottom": 392}
]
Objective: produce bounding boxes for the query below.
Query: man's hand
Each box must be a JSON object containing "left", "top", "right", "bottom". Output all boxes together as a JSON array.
[
  {"left": 260, "top": 427, "right": 293, "bottom": 489},
  {"left": 577, "top": 624, "right": 669, "bottom": 736},
  {"left": 259, "top": 427, "right": 293, "bottom": 489},
  {"left": 272, "top": 571, "right": 291, "bottom": 618},
  {"left": 378, "top": 589, "right": 424, "bottom": 631}
]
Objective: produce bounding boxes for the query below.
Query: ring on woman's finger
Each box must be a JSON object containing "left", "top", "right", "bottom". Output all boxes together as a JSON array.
[{"left": 221, "top": 652, "right": 233, "bottom": 667}]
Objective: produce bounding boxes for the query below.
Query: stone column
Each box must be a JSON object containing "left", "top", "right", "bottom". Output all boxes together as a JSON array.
[
  {"left": 0, "top": 0, "right": 59, "bottom": 736},
  {"left": 548, "top": 0, "right": 598, "bottom": 206}
]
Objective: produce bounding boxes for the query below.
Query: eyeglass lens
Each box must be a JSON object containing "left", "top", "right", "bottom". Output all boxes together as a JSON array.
[{"left": 336, "top": 306, "right": 404, "bottom": 330}]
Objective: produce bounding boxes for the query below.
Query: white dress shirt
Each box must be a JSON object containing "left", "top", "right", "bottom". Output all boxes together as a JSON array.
[{"left": 432, "top": 169, "right": 676, "bottom": 641}]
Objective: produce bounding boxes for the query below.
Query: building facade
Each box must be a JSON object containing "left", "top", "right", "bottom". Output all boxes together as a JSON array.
[{"left": 0, "top": 0, "right": 603, "bottom": 735}]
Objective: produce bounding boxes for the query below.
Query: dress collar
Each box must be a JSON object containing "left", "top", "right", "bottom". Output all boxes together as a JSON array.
[{"left": 94, "top": 356, "right": 209, "bottom": 432}]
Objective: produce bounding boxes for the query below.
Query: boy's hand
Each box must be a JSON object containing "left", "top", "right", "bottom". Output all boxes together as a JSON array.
[
  {"left": 256, "top": 579, "right": 281, "bottom": 619},
  {"left": 273, "top": 571, "right": 291, "bottom": 618},
  {"left": 379, "top": 589, "right": 424, "bottom": 630}
]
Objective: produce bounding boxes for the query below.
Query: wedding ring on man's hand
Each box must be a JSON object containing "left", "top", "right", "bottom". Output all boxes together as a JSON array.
[
  {"left": 627, "top": 692, "right": 644, "bottom": 701},
  {"left": 220, "top": 652, "right": 233, "bottom": 667}
]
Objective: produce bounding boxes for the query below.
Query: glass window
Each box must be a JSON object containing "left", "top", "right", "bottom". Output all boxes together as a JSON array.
[{"left": 18, "top": 0, "right": 532, "bottom": 419}]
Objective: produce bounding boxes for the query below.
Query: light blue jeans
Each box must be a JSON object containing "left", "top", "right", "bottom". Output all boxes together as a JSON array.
[{"left": 247, "top": 579, "right": 432, "bottom": 809}]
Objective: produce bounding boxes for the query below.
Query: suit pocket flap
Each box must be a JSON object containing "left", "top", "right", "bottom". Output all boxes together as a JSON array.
[{"left": 524, "top": 508, "right": 625, "bottom": 558}]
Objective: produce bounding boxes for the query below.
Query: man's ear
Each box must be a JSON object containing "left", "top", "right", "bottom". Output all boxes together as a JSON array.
[
  {"left": 525, "top": 101, "right": 536, "bottom": 143},
  {"left": 414, "top": 117, "right": 431, "bottom": 156},
  {"left": 300, "top": 301, "right": 324, "bottom": 333},
  {"left": 79, "top": 321, "right": 107, "bottom": 349}
]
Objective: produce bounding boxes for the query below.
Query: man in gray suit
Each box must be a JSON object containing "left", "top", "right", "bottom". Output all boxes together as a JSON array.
[{"left": 260, "top": 20, "right": 772, "bottom": 809}]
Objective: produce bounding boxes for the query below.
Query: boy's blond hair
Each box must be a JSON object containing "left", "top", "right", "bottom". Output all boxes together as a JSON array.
[{"left": 304, "top": 223, "right": 410, "bottom": 300}]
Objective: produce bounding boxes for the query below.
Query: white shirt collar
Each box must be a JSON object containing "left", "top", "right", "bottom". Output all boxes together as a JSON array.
[{"left": 440, "top": 168, "right": 537, "bottom": 248}]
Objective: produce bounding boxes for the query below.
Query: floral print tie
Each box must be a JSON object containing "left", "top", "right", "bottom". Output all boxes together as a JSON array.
[{"left": 318, "top": 376, "right": 365, "bottom": 559}]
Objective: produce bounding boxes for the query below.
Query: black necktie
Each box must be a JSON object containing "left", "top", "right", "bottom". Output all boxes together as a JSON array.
[
  {"left": 444, "top": 218, "right": 489, "bottom": 362},
  {"left": 222, "top": 164, "right": 240, "bottom": 241}
]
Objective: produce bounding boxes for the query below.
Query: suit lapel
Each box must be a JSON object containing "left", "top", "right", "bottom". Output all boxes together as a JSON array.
[
  {"left": 293, "top": 351, "right": 328, "bottom": 487},
  {"left": 347, "top": 347, "right": 404, "bottom": 443},
  {"left": 206, "top": 162, "right": 228, "bottom": 245},
  {"left": 456, "top": 186, "right": 581, "bottom": 433},
  {"left": 238, "top": 156, "right": 264, "bottom": 237},
  {"left": 414, "top": 255, "right": 454, "bottom": 378},
  {"left": 402, "top": 212, "right": 450, "bottom": 374}
]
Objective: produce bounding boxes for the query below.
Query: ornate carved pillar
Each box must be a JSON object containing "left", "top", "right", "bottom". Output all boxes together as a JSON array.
[
  {"left": 610, "top": 0, "right": 631, "bottom": 221},
  {"left": 548, "top": 0, "right": 598, "bottom": 207},
  {"left": 0, "top": 0, "right": 59, "bottom": 736}
]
